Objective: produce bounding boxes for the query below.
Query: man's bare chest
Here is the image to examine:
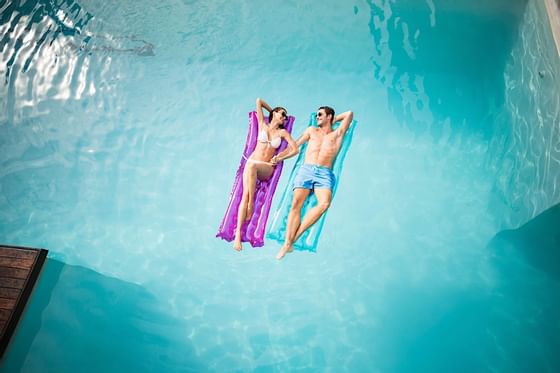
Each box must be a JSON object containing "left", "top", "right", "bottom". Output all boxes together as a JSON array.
[{"left": 309, "top": 130, "right": 338, "bottom": 148}]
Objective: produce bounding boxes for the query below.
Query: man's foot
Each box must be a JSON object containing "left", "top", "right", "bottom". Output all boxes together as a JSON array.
[
  {"left": 233, "top": 239, "right": 242, "bottom": 251},
  {"left": 276, "top": 244, "right": 293, "bottom": 260}
]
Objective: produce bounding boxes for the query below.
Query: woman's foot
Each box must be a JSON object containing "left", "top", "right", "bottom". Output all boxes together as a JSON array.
[{"left": 233, "top": 239, "right": 242, "bottom": 251}]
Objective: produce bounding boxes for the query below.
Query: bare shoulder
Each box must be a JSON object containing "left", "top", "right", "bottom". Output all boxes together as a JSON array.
[
  {"left": 279, "top": 128, "right": 290, "bottom": 137},
  {"left": 309, "top": 127, "right": 320, "bottom": 135}
]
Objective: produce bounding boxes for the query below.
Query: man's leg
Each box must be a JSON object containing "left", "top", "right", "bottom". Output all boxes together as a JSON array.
[
  {"left": 276, "top": 188, "right": 310, "bottom": 260},
  {"left": 292, "top": 188, "right": 332, "bottom": 243}
]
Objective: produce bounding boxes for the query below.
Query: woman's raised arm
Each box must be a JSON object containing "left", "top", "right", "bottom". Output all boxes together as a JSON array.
[{"left": 256, "top": 97, "right": 273, "bottom": 126}]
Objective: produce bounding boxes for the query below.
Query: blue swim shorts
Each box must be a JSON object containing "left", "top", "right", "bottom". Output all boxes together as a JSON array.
[{"left": 293, "top": 164, "right": 336, "bottom": 191}]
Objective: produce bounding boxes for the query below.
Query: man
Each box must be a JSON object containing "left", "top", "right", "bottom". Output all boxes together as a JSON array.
[{"left": 273, "top": 106, "right": 353, "bottom": 260}]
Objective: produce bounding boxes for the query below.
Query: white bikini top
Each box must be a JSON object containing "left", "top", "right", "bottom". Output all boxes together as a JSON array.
[{"left": 258, "top": 129, "right": 281, "bottom": 149}]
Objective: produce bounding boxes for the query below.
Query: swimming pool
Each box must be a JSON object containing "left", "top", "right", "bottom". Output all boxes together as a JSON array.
[{"left": 1, "top": 0, "right": 559, "bottom": 371}]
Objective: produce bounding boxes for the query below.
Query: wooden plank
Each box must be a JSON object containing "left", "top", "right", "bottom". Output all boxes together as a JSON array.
[
  {"left": 0, "top": 247, "right": 47, "bottom": 357},
  {"left": 0, "top": 267, "right": 29, "bottom": 280},
  {"left": 0, "top": 309, "right": 11, "bottom": 322},
  {"left": 0, "top": 298, "right": 16, "bottom": 309},
  {"left": 0, "top": 288, "right": 20, "bottom": 300},
  {"left": 0, "top": 247, "right": 37, "bottom": 259},
  {"left": 0, "top": 277, "right": 25, "bottom": 289},
  {"left": 0, "top": 257, "right": 35, "bottom": 270}
]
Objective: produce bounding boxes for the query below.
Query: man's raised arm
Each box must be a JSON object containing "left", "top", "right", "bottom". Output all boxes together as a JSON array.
[{"left": 335, "top": 111, "right": 354, "bottom": 136}]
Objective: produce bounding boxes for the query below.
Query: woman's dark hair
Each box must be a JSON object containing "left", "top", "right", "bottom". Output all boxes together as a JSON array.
[
  {"left": 318, "top": 106, "right": 335, "bottom": 123},
  {"left": 269, "top": 107, "right": 287, "bottom": 129}
]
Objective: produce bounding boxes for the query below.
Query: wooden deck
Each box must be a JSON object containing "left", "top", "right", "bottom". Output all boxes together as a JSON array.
[{"left": 0, "top": 245, "right": 47, "bottom": 357}]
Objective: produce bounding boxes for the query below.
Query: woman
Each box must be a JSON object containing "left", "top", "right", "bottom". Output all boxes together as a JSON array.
[{"left": 233, "top": 98, "right": 298, "bottom": 251}]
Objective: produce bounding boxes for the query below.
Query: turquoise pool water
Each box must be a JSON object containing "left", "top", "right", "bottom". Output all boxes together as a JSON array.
[{"left": 1, "top": 0, "right": 559, "bottom": 371}]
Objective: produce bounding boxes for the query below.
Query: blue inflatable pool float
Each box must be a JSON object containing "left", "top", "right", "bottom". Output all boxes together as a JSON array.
[{"left": 266, "top": 113, "right": 357, "bottom": 252}]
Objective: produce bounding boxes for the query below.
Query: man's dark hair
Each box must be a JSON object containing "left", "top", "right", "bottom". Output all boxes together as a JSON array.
[
  {"left": 269, "top": 107, "right": 287, "bottom": 129},
  {"left": 318, "top": 106, "right": 335, "bottom": 124}
]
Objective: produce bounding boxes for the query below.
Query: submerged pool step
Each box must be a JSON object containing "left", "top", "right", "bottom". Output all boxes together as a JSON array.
[{"left": 0, "top": 245, "right": 47, "bottom": 357}]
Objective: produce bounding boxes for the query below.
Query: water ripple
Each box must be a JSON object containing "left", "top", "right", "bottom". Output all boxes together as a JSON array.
[
  {"left": 0, "top": 0, "right": 155, "bottom": 125},
  {"left": 488, "top": 0, "right": 560, "bottom": 228}
]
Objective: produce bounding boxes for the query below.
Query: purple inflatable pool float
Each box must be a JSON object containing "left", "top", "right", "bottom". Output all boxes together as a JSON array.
[{"left": 216, "top": 111, "right": 295, "bottom": 247}]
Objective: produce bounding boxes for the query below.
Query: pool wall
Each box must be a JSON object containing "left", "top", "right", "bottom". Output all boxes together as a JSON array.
[{"left": 489, "top": 0, "right": 560, "bottom": 229}]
